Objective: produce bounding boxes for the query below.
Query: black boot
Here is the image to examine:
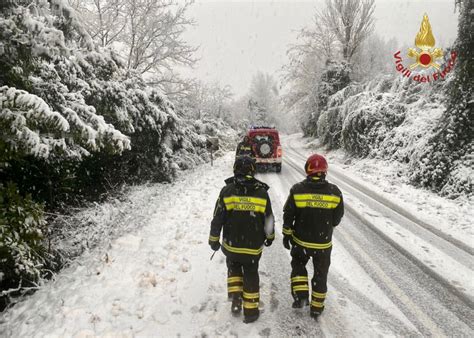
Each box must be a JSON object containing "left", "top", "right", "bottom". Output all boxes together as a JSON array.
[
  {"left": 231, "top": 298, "right": 242, "bottom": 315},
  {"left": 310, "top": 310, "right": 321, "bottom": 320},
  {"left": 243, "top": 312, "right": 259, "bottom": 323},
  {"left": 292, "top": 298, "right": 309, "bottom": 308}
]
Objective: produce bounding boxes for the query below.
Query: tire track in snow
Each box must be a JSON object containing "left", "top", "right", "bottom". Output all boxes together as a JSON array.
[
  {"left": 338, "top": 213, "right": 473, "bottom": 335},
  {"left": 257, "top": 164, "right": 417, "bottom": 336},
  {"left": 336, "top": 223, "right": 445, "bottom": 336},
  {"left": 284, "top": 142, "right": 474, "bottom": 308},
  {"left": 273, "top": 159, "right": 422, "bottom": 335},
  {"left": 286, "top": 140, "right": 473, "bottom": 258},
  {"left": 257, "top": 171, "right": 325, "bottom": 337},
  {"left": 280, "top": 140, "right": 473, "bottom": 335},
  {"left": 282, "top": 156, "right": 441, "bottom": 334}
]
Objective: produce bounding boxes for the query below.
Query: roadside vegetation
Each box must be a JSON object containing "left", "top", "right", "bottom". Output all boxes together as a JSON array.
[{"left": 282, "top": 0, "right": 472, "bottom": 198}]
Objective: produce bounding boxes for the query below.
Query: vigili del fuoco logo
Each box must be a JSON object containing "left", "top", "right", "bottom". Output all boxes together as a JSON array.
[{"left": 394, "top": 14, "right": 457, "bottom": 83}]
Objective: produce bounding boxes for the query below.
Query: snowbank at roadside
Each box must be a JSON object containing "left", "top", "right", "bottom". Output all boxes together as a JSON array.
[
  {"left": 0, "top": 153, "right": 237, "bottom": 336},
  {"left": 287, "top": 133, "right": 473, "bottom": 249}
]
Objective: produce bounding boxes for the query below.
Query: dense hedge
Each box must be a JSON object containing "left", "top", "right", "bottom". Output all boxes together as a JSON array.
[
  {"left": 314, "top": 1, "right": 472, "bottom": 198},
  {"left": 0, "top": 0, "right": 215, "bottom": 303},
  {"left": 315, "top": 71, "right": 471, "bottom": 198},
  {"left": 0, "top": 182, "right": 47, "bottom": 288},
  {"left": 408, "top": 0, "right": 473, "bottom": 196}
]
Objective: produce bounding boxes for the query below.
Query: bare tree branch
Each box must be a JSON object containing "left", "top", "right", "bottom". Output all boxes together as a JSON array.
[
  {"left": 322, "top": 0, "right": 375, "bottom": 61},
  {"left": 70, "top": 0, "right": 197, "bottom": 96}
]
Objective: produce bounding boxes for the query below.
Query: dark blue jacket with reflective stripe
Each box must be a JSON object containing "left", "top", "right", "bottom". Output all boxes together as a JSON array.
[
  {"left": 235, "top": 141, "right": 254, "bottom": 157},
  {"left": 210, "top": 176, "right": 274, "bottom": 262},
  {"left": 283, "top": 177, "right": 344, "bottom": 252}
]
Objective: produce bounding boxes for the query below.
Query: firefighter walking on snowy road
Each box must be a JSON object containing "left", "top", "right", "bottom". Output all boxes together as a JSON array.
[
  {"left": 235, "top": 136, "right": 254, "bottom": 157},
  {"left": 282, "top": 154, "right": 344, "bottom": 320},
  {"left": 209, "top": 155, "right": 275, "bottom": 323}
]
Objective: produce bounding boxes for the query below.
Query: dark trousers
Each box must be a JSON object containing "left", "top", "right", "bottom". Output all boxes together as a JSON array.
[
  {"left": 290, "top": 246, "right": 331, "bottom": 313},
  {"left": 226, "top": 257, "right": 260, "bottom": 317}
]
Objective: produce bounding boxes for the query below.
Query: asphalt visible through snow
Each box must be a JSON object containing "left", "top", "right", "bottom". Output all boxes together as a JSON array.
[
  {"left": 255, "top": 136, "right": 473, "bottom": 336},
  {"left": 1, "top": 136, "right": 472, "bottom": 337}
]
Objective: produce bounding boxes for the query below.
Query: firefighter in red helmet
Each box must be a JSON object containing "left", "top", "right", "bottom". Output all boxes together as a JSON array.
[{"left": 282, "top": 154, "right": 344, "bottom": 320}]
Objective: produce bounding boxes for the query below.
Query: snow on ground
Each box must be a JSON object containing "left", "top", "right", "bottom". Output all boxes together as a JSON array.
[
  {"left": 48, "top": 184, "right": 172, "bottom": 263},
  {"left": 1, "top": 135, "right": 472, "bottom": 337},
  {"left": 0, "top": 153, "right": 239, "bottom": 337},
  {"left": 288, "top": 133, "right": 473, "bottom": 249}
]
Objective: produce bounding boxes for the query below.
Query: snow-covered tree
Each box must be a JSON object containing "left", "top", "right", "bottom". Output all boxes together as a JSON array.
[
  {"left": 295, "top": 13, "right": 338, "bottom": 61},
  {"left": 0, "top": 3, "right": 130, "bottom": 162},
  {"left": 282, "top": 0, "right": 375, "bottom": 136},
  {"left": 170, "top": 80, "right": 238, "bottom": 154},
  {"left": 282, "top": 37, "right": 324, "bottom": 135},
  {"left": 322, "top": 0, "right": 375, "bottom": 62},
  {"left": 0, "top": 0, "right": 210, "bottom": 300},
  {"left": 247, "top": 72, "right": 281, "bottom": 126},
  {"left": 177, "top": 81, "right": 233, "bottom": 121},
  {"left": 68, "top": 0, "right": 127, "bottom": 47},
  {"left": 71, "top": 0, "right": 197, "bottom": 96},
  {"left": 351, "top": 34, "right": 397, "bottom": 82},
  {"left": 410, "top": 0, "right": 473, "bottom": 197},
  {"left": 226, "top": 94, "right": 252, "bottom": 132},
  {"left": 313, "top": 61, "right": 352, "bottom": 141},
  {"left": 317, "top": 61, "right": 352, "bottom": 111},
  {"left": 0, "top": 182, "right": 47, "bottom": 300}
]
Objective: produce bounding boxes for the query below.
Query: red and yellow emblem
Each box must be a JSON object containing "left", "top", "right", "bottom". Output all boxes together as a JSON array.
[{"left": 408, "top": 14, "right": 443, "bottom": 70}]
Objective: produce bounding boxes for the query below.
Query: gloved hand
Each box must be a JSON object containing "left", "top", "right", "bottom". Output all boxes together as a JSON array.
[
  {"left": 209, "top": 241, "right": 221, "bottom": 251},
  {"left": 283, "top": 235, "right": 292, "bottom": 250},
  {"left": 264, "top": 239, "right": 273, "bottom": 247}
]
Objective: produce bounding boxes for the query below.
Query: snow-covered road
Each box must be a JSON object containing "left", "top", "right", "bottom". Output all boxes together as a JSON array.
[
  {"left": 1, "top": 135, "right": 473, "bottom": 337},
  {"left": 275, "top": 137, "right": 473, "bottom": 336}
]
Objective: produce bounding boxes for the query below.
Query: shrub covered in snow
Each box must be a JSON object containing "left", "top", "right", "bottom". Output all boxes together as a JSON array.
[
  {"left": 315, "top": 1, "right": 473, "bottom": 198},
  {"left": 320, "top": 77, "right": 410, "bottom": 155},
  {"left": 0, "top": 1, "right": 210, "bottom": 200},
  {"left": 0, "top": 182, "right": 47, "bottom": 296},
  {"left": 305, "top": 61, "right": 351, "bottom": 137},
  {"left": 316, "top": 71, "right": 471, "bottom": 198},
  {"left": 408, "top": 0, "right": 473, "bottom": 197},
  {"left": 192, "top": 117, "right": 239, "bottom": 151},
  {"left": 0, "top": 0, "right": 222, "bottom": 302}
]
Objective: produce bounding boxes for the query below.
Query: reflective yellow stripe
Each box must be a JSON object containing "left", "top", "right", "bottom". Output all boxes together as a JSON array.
[
  {"left": 293, "top": 285, "right": 309, "bottom": 292},
  {"left": 311, "top": 301, "right": 324, "bottom": 308},
  {"left": 228, "top": 286, "right": 243, "bottom": 293},
  {"left": 295, "top": 201, "right": 338, "bottom": 209},
  {"left": 292, "top": 235, "right": 332, "bottom": 250},
  {"left": 294, "top": 193, "right": 340, "bottom": 209},
  {"left": 209, "top": 235, "right": 220, "bottom": 242},
  {"left": 243, "top": 301, "right": 259, "bottom": 309},
  {"left": 223, "top": 242, "right": 263, "bottom": 255},
  {"left": 228, "top": 204, "right": 266, "bottom": 213},
  {"left": 224, "top": 196, "right": 267, "bottom": 206},
  {"left": 227, "top": 277, "right": 243, "bottom": 283},
  {"left": 223, "top": 196, "right": 267, "bottom": 213},
  {"left": 294, "top": 194, "right": 341, "bottom": 203},
  {"left": 243, "top": 292, "right": 259, "bottom": 299},
  {"left": 312, "top": 291, "right": 326, "bottom": 298},
  {"left": 282, "top": 227, "right": 293, "bottom": 235},
  {"left": 266, "top": 233, "right": 275, "bottom": 240},
  {"left": 291, "top": 276, "right": 309, "bottom": 283}
]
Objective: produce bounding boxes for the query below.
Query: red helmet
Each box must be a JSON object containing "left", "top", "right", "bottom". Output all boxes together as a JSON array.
[{"left": 305, "top": 154, "right": 328, "bottom": 176}]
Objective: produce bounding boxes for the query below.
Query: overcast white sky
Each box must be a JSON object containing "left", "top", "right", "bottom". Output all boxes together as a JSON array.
[{"left": 181, "top": 0, "right": 459, "bottom": 96}]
